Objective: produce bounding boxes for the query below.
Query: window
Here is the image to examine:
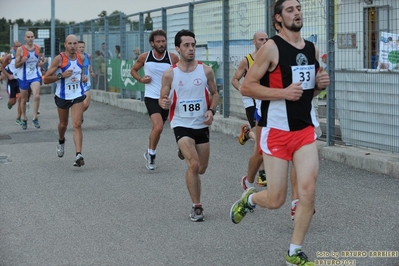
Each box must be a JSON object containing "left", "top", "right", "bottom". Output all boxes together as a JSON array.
[{"left": 364, "top": 5, "right": 389, "bottom": 69}]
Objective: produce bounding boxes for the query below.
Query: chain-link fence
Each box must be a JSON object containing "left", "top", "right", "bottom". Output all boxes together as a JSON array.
[{"left": 12, "top": 0, "right": 399, "bottom": 153}]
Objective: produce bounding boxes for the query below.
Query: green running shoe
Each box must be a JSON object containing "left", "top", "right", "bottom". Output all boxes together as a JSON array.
[
  {"left": 16, "top": 118, "right": 23, "bottom": 125},
  {"left": 285, "top": 249, "right": 314, "bottom": 266},
  {"left": 230, "top": 187, "right": 255, "bottom": 224}
]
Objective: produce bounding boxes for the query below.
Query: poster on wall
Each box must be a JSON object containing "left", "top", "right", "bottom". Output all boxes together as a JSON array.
[{"left": 378, "top": 32, "right": 399, "bottom": 71}]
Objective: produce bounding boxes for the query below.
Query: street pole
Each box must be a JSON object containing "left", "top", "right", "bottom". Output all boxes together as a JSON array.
[{"left": 51, "top": 0, "right": 56, "bottom": 93}]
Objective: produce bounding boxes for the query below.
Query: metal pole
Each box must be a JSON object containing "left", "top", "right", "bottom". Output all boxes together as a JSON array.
[
  {"left": 104, "top": 17, "right": 109, "bottom": 91},
  {"left": 222, "top": 0, "right": 230, "bottom": 117},
  {"left": 266, "top": 0, "right": 275, "bottom": 36},
  {"left": 51, "top": 0, "right": 56, "bottom": 93},
  {"left": 9, "top": 24, "right": 12, "bottom": 46},
  {"left": 326, "top": 0, "right": 335, "bottom": 146}
]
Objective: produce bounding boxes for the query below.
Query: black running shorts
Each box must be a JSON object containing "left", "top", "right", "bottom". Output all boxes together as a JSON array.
[
  {"left": 54, "top": 95, "right": 86, "bottom": 110},
  {"left": 173, "top": 127, "right": 210, "bottom": 144},
  {"left": 144, "top": 97, "right": 169, "bottom": 121},
  {"left": 7, "top": 79, "right": 20, "bottom": 98}
]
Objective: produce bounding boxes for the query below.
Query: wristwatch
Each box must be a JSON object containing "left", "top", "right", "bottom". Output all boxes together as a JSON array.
[
  {"left": 57, "top": 73, "right": 63, "bottom": 79},
  {"left": 208, "top": 108, "right": 216, "bottom": 116}
]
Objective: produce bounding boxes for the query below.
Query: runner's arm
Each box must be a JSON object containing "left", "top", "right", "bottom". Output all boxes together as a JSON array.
[
  {"left": 42, "top": 55, "right": 62, "bottom": 84},
  {"left": 231, "top": 58, "right": 247, "bottom": 91},
  {"left": 159, "top": 67, "right": 174, "bottom": 110},
  {"left": 130, "top": 52, "right": 147, "bottom": 81}
]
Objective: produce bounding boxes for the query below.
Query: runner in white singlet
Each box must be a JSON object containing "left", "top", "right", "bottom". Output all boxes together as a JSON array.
[
  {"left": 43, "top": 35, "right": 89, "bottom": 168},
  {"left": 130, "top": 29, "right": 179, "bottom": 170},
  {"left": 159, "top": 29, "right": 219, "bottom": 222},
  {"left": 15, "top": 31, "right": 44, "bottom": 130}
]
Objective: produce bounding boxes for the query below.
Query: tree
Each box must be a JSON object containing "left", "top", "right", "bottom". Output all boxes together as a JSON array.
[
  {"left": 15, "top": 19, "right": 25, "bottom": 25},
  {"left": 98, "top": 11, "right": 107, "bottom": 18},
  {"left": 144, "top": 13, "right": 153, "bottom": 31},
  {"left": 0, "top": 17, "right": 10, "bottom": 50},
  {"left": 132, "top": 21, "right": 139, "bottom": 31},
  {"left": 109, "top": 11, "right": 123, "bottom": 27}
]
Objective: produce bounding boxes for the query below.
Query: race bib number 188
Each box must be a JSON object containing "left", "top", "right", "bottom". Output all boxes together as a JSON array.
[{"left": 178, "top": 99, "right": 205, "bottom": 117}]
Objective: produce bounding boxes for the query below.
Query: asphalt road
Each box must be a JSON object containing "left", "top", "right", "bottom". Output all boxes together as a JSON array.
[{"left": 0, "top": 94, "right": 398, "bottom": 266}]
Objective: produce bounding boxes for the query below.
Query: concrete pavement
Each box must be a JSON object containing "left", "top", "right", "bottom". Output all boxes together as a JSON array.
[{"left": 0, "top": 93, "right": 398, "bottom": 266}]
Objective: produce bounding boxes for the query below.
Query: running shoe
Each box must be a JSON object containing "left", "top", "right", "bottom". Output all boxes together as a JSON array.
[
  {"left": 177, "top": 149, "right": 184, "bottom": 160},
  {"left": 32, "top": 118, "right": 40, "bottom": 129},
  {"left": 57, "top": 143, "right": 65, "bottom": 158},
  {"left": 7, "top": 102, "right": 12, "bottom": 109},
  {"left": 16, "top": 118, "right": 23, "bottom": 125},
  {"left": 241, "top": 176, "right": 249, "bottom": 190},
  {"left": 240, "top": 175, "right": 255, "bottom": 191},
  {"left": 291, "top": 200, "right": 316, "bottom": 221},
  {"left": 22, "top": 120, "right": 27, "bottom": 130},
  {"left": 285, "top": 249, "right": 314, "bottom": 266},
  {"left": 257, "top": 173, "right": 267, "bottom": 187},
  {"left": 144, "top": 151, "right": 156, "bottom": 170},
  {"left": 73, "top": 154, "right": 85, "bottom": 167},
  {"left": 230, "top": 187, "right": 255, "bottom": 224},
  {"left": 189, "top": 205, "right": 204, "bottom": 222},
  {"left": 238, "top": 124, "right": 251, "bottom": 145}
]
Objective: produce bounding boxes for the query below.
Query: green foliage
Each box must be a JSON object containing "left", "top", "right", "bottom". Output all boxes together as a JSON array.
[
  {"left": 0, "top": 44, "right": 10, "bottom": 52},
  {"left": 132, "top": 21, "right": 139, "bottom": 31},
  {"left": 98, "top": 11, "right": 107, "bottom": 18},
  {"left": 0, "top": 17, "right": 10, "bottom": 52},
  {"left": 109, "top": 11, "right": 123, "bottom": 27},
  {"left": 144, "top": 13, "right": 153, "bottom": 31}
]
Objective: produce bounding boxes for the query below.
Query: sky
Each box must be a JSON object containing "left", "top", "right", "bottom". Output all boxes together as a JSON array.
[{"left": 2, "top": 0, "right": 195, "bottom": 23}]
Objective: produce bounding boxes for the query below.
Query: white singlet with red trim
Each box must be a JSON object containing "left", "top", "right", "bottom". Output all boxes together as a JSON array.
[{"left": 169, "top": 62, "right": 210, "bottom": 129}]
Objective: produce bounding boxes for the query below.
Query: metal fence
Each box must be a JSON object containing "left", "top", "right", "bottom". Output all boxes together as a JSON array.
[{"left": 14, "top": 0, "right": 399, "bottom": 153}]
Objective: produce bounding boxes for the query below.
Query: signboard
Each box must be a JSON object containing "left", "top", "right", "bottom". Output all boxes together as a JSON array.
[
  {"left": 377, "top": 32, "right": 399, "bottom": 70},
  {"left": 107, "top": 59, "right": 145, "bottom": 92}
]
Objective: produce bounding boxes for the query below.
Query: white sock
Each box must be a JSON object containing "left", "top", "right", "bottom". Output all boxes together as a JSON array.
[
  {"left": 245, "top": 179, "right": 255, "bottom": 188},
  {"left": 149, "top": 149, "right": 156, "bottom": 155},
  {"left": 289, "top": 244, "right": 302, "bottom": 256},
  {"left": 248, "top": 194, "right": 255, "bottom": 208},
  {"left": 291, "top": 199, "right": 299, "bottom": 208}
]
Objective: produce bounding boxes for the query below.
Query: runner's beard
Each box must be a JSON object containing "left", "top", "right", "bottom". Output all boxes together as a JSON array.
[
  {"left": 284, "top": 20, "right": 303, "bottom": 32},
  {"left": 154, "top": 46, "right": 165, "bottom": 54}
]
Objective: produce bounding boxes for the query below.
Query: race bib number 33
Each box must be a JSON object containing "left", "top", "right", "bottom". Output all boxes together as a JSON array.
[{"left": 291, "top": 65, "right": 316, "bottom": 90}]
